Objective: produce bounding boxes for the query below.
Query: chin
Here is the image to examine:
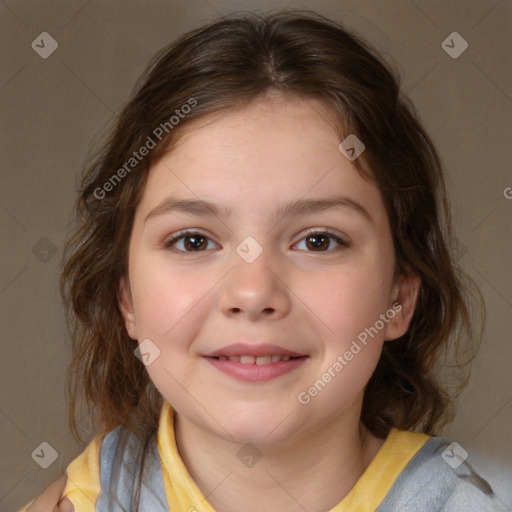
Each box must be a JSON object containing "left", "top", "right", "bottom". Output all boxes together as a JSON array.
[
  {"left": 214, "top": 407, "right": 301, "bottom": 447},
  {"left": 222, "top": 424, "right": 289, "bottom": 447}
]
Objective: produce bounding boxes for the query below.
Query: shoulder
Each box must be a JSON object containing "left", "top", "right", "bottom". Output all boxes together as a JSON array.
[
  {"left": 21, "top": 425, "right": 157, "bottom": 512},
  {"left": 95, "top": 423, "right": 168, "bottom": 511},
  {"left": 56, "top": 497, "right": 75, "bottom": 512},
  {"left": 55, "top": 430, "right": 108, "bottom": 510},
  {"left": 22, "top": 474, "right": 74, "bottom": 512},
  {"left": 378, "top": 435, "right": 511, "bottom": 511}
]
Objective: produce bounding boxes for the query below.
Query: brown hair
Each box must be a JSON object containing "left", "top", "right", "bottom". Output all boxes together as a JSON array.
[{"left": 60, "top": 10, "right": 483, "bottom": 445}]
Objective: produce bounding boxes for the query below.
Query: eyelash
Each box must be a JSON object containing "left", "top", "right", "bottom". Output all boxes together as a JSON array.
[{"left": 163, "top": 229, "right": 350, "bottom": 253}]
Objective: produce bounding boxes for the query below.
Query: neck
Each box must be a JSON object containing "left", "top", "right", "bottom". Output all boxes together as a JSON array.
[{"left": 174, "top": 405, "right": 385, "bottom": 512}]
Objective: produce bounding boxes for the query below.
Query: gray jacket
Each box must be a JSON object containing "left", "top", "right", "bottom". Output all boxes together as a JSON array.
[{"left": 95, "top": 425, "right": 511, "bottom": 512}]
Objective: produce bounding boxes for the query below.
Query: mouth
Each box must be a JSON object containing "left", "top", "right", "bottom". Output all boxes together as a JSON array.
[
  {"left": 210, "top": 354, "right": 305, "bottom": 364},
  {"left": 203, "top": 343, "right": 309, "bottom": 382}
]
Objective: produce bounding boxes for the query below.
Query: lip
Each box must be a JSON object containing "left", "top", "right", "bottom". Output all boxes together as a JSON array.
[
  {"left": 203, "top": 343, "right": 309, "bottom": 382},
  {"left": 204, "top": 355, "right": 308, "bottom": 382},
  {"left": 203, "top": 343, "right": 306, "bottom": 358}
]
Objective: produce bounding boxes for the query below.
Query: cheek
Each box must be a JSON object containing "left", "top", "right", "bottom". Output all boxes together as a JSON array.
[
  {"left": 130, "top": 256, "right": 213, "bottom": 339},
  {"left": 303, "top": 343, "right": 382, "bottom": 414},
  {"left": 130, "top": 261, "right": 216, "bottom": 405},
  {"left": 306, "top": 258, "right": 394, "bottom": 344},
  {"left": 129, "top": 259, "right": 220, "bottom": 399}
]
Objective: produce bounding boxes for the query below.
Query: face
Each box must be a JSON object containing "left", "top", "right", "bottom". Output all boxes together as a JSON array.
[{"left": 120, "top": 93, "right": 419, "bottom": 446}]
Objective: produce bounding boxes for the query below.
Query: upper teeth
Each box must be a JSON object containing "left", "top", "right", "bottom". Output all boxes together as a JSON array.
[{"left": 217, "top": 355, "right": 292, "bottom": 364}]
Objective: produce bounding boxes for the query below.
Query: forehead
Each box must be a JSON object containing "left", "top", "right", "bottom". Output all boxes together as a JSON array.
[
  {"left": 139, "top": 94, "right": 383, "bottom": 221},
  {"left": 164, "top": 94, "right": 342, "bottom": 165}
]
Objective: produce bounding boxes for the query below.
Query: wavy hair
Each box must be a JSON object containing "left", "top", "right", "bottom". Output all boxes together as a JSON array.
[{"left": 60, "top": 10, "right": 483, "bottom": 446}]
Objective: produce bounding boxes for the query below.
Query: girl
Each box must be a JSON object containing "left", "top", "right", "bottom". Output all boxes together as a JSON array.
[{"left": 21, "top": 10, "right": 508, "bottom": 512}]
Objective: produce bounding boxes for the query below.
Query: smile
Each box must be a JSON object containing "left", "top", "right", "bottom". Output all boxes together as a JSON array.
[
  {"left": 204, "top": 354, "right": 309, "bottom": 382},
  {"left": 213, "top": 355, "right": 297, "bottom": 364}
]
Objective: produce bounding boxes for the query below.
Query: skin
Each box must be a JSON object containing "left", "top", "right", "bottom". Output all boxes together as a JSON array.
[
  {"left": 26, "top": 474, "right": 73, "bottom": 511},
  {"left": 118, "top": 92, "right": 421, "bottom": 511},
  {"left": 37, "top": 92, "right": 420, "bottom": 511}
]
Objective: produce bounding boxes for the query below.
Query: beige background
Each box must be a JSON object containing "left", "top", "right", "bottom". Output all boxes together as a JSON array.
[{"left": 1, "top": 0, "right": 511, "bottom": 510}]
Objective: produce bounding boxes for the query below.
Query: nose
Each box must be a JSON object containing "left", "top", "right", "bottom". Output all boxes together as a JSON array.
[{"left": 218, "top": 250, "right": 292, "bottom": 322}]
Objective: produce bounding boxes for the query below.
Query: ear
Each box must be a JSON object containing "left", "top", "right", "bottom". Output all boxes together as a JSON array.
[
  {"left": 384, "top": 271, "right": 421, "bottom": 341},
  {"left": 119, "top": 276, "right": 138, "bottom": 340}
]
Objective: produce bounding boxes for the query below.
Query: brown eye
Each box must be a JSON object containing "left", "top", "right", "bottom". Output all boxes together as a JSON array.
[
  {"left": 183, "top": 235, "right": 208, "bottom": 251},
  {"left": 164, "top": 231, "right": 217, "bottom": 252},
  {"left": 294, "top": 231, "right": 349, "bottom": 252},
  {"left": 305, "top": 234, "right": 330, "bottom": 251}
]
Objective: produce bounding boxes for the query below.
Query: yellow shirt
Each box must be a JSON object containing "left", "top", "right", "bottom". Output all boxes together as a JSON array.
[{"left": 19, "top": 401, "right": 429, "bottom": 511}]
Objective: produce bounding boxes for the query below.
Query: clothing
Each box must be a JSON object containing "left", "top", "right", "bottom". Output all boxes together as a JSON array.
[{"left": 19, "top": 400, "right": 510, "bottom": 511}]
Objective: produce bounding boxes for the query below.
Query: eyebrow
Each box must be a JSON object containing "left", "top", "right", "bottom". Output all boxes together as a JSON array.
[{"left": 144, "top": 195, "right": 373, "bottom": 224}]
